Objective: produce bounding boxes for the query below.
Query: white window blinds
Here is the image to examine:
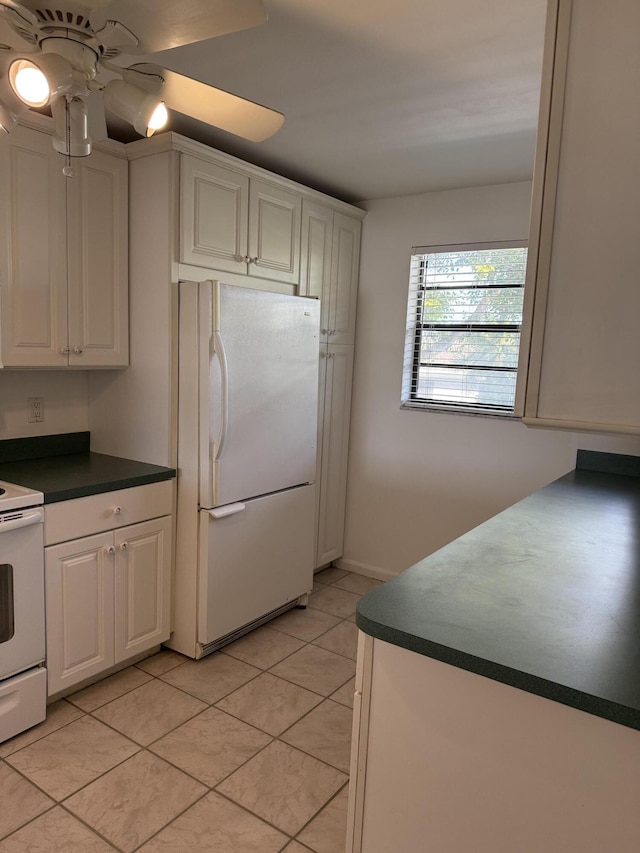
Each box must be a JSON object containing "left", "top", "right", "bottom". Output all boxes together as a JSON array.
[{"left": 402, "top": 242, "right": 528, "bottom": 415}]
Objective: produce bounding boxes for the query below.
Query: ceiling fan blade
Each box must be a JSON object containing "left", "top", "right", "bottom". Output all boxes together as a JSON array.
[
  {"left": 131, "top": 63, "right": 284, "bottom": 143},
  {"left": 93, "top": 0, "right": 266, "bottom": 55},
  {"left": 0, "top": 0, "right": 38, "bottom": 37}
]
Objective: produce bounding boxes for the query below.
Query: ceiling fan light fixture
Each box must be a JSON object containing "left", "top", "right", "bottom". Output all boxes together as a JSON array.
[
  {"left": 103, "top": 78, "right": 168, "bottom": 138},
  {"left": 9, "top": 52, "right": 75, "bottom": 107},
  {"left": 148, "top": 101, "right": 168, "bottom": 134},
  {"left": 52, "top": 95, "right": 91, "bottom": 158}
]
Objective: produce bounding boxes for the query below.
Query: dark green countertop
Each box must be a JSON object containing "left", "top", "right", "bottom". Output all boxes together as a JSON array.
[
  {"left": 356, "top": 458, "right": 640, "bottom": 730},
  {"left": 0, "top": 433, "right": 175, "bottom": 503}
]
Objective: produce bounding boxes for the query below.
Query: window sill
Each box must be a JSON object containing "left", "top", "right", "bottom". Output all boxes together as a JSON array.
[{"left": 400, "top": 402, "right": 522, "bottom": 421}]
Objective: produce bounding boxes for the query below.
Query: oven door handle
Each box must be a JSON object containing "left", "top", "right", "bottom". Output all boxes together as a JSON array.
[{"left": 0, "top": 508, "right": 44, "bottom": 533}]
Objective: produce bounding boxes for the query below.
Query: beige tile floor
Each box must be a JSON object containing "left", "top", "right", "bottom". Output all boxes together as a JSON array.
[{"left": 0, "top": 568, "right": 382, "bottom": 853}]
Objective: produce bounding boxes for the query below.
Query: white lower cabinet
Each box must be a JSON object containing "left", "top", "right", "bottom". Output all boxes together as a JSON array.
[
  {"left": 114, "top": 517, "right": 172, "bottom": 664},
  {"left": 44, "top": 483, "right": 173, "bottom": 696},
  {"left": 348, "top": 636, "right": 640, "bottom": 853},
  {"left": 45, "top": 532, "right": 114, "bottom": 696}
]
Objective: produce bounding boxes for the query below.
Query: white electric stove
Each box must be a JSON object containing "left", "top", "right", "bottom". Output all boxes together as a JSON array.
[{"left": 0, "top": 480, "right": 47, "bottom": 743}]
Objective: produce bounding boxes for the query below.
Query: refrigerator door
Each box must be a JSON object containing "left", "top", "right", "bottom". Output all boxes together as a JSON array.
[
  {"left": 197, "top": 483, "right": 315, "bottom": 648},
  {"left": 198, "top": 282, "right": 320, "bottom": 509}
]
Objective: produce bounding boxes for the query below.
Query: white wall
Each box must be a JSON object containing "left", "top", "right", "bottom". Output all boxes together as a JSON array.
[
  {"left": 340, "top": 181, "right": 640, "bottom": 579},
  {"left": 0, "top": 371, "right": 88, "bottom": 440}
]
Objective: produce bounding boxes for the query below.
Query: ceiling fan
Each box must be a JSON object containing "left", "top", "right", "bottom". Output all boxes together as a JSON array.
[{"left": 0, "top": 0, "right": 284, "bottom": 160}]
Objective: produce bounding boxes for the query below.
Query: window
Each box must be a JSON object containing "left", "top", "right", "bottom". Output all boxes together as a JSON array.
[{"left": 402, "top": 241, "right": 528, "bottom": 415}]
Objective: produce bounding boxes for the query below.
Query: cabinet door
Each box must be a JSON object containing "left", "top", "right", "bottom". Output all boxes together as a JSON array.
[
  {"left": 522, "top": 0, "right": 640, "bottom": 434},
  {"left": 180, "top": 155, "right": 249, "bottom": 274},
  {"left": 45, "top": 532, "right": 115, "bottom": 696},
  {"left": 300, "top": 199, "right": 333, "bottom": 340},
  {"left": 316, "top": 344, "right": 355, "bottom": 568},
  {"left": 0, "top": 124, "right": 68, "bottom": 367},
  {"left": 67, "top": 148, "right": 129, "bottom": 367},
  {"left": 114, "top": 516, "right": 172, "bottom": 663},
  {"left": 248, "top": 179, "right": 301, "bottom": 284},
  {"left": 328, "top": 213, "right": 360, "bottom": 346}
]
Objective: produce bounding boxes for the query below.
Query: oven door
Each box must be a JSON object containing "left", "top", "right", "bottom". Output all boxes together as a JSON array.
[{"left": 0, "top": 508, "right": 45, "bottom": 680}]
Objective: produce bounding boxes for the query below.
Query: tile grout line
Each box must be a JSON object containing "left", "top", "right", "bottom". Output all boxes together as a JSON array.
[{"left": 1, "top": 571, "right": 374, "bottom": 848}]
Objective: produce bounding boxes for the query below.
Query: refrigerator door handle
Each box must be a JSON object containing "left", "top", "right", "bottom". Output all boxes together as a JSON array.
[
  {"left": 213, "top": 329, "right": 229, "bottom": 463},
  {"left": 207, "top": 503, "right": 246, "bottom": 519}
]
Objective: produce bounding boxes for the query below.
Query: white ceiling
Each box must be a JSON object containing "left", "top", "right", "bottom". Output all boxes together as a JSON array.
[
  {"left": 146, "top": 0, "right": 549, "bottom": 203},
  {"left": 2, "top": 0, "right": 549, "bottom": 203}
]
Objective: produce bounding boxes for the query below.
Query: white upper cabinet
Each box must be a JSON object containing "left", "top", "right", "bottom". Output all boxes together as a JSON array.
[
  {"left": 521, "top": 0, "right": 640, "bottom": 435},
  {"left": 180, "top": 155, "right": 301, "bottom": 284},
  {"left": 0, "top": 121, "right": 129, "bottom": 369},
  {"left": 0, "top": 124, "right": 67, "bottom": 368},
  {"left": 180, "top": 157, "right": 249, "bottom": 275},
  {"left": 66, "top": 149, "right": 129, "bottom": 368},
  {"left": 300, "top": 200, "right": 361, "bottom": 345},
  {"left": 329, "top": 213, "right": 361, "bottom": 346}
]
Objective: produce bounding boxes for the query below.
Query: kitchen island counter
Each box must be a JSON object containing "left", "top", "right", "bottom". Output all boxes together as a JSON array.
[
  {"left": 356, "top": 451, "right": 640, "bottom": 730},
  {"left": 347, "top": 451, "right": 640, "bottom": 853}
]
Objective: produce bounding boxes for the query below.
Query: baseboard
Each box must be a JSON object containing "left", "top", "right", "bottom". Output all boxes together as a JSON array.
[{"left": 333, "top": 557, "right": 398, "bottom": 583}]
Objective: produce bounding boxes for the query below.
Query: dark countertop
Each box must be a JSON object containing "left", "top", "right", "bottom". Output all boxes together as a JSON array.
[
  {"left": 0, "top": 433, "right": 175, "bottom": 503},
  {"left": 356, "top": 456, "right": 640, "bottom": 730}
]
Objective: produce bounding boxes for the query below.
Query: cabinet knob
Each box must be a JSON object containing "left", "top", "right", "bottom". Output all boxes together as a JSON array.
[
  {"left": 320, "top": 329, "right": 327, "bottom": 336},
  {"left": 73, "top": 346, "right": 84, "bottom": 355},
  {"left": 106, "top": 545, "right": 116, "bottom": 555},
  {"left": 60, "top": 347, "right": 70, "bottom": 356},
  {"left": 113, "top": 506, "right": 122, "bottom": 515},
  {"left": 241, "top": 255, "right": 251, "bottom": 263},
  {"left": 120, "top": 542, "right": 128, "bottom": 551}
]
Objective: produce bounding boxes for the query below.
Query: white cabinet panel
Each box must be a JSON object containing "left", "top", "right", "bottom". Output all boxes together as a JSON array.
[
  {"left": 0, "top": 125, "right": 67, "bottom": 367},
  {"left": 300, "top": 199, "right": 333, "bottom": 337},
  {"left": 248, "top": 179, "right": 301, "bottom": 284},
  {"left": 67, "top": 149, "right": 129, "bottom": 367},
  {"left": 44, "top": 480, "right": 174, "bottom": 546},
  {"left": 0, "top": 122, "right": 129, "bottom": 369},
  {"left": 522, "top": 0, "right": 640, "bottom": 434},
  {"left": 180, "top": 156, "right": 249, "bottom": 274},
  {"left": 329, "top": 213, "right": 360, "bottom": 346},
  {"left": 45, "top": 532, "right": 115, "bottom": 695},
  {"left": 114, "top": 516, "right": 172, "bottom": 663},
  {"left": 316, "top": 344, "right": 355, "bottom": 568},
  {"left": 180, "top": 156, "right": 301, "bottom": 284},
  {"left": 45, "top": 484, "right": 174, "bottom": 696},
  {"left": 300, "top": 201, "right": 360, "bottom": 346}
]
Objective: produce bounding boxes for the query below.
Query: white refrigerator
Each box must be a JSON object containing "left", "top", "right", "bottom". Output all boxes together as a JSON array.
[{"left": 175, "top": 280, "right": 320, "bottom": 657}]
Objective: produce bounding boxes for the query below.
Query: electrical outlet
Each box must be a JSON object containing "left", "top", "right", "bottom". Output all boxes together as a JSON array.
[{"left": 27, "top": 397, "right": 44, "bottom": 424}]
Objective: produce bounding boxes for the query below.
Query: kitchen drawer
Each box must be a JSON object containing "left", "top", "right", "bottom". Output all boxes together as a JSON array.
[{"left": 44, "top": 480, "right": 174, "bottom": 546}]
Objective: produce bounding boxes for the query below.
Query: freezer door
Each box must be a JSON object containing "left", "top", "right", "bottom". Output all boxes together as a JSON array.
[
  {"left": 197, "top": 484, "right": 315, "bottom": 646},
  {"left": 199, "top": 282, "right": 320, "bottom": 509}
]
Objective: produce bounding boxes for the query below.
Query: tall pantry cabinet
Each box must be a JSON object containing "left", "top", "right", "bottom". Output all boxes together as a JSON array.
[
  {"left": 299, "top": 200, "right": 361, "bottom": 567},
  {"left": 88, "top": 133, "right": 364, "bottom": 586}
]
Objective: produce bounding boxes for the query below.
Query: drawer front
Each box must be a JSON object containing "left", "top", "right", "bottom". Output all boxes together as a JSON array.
[{"left": 44, "top": 480, "right": 174, "bottom": 546}]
